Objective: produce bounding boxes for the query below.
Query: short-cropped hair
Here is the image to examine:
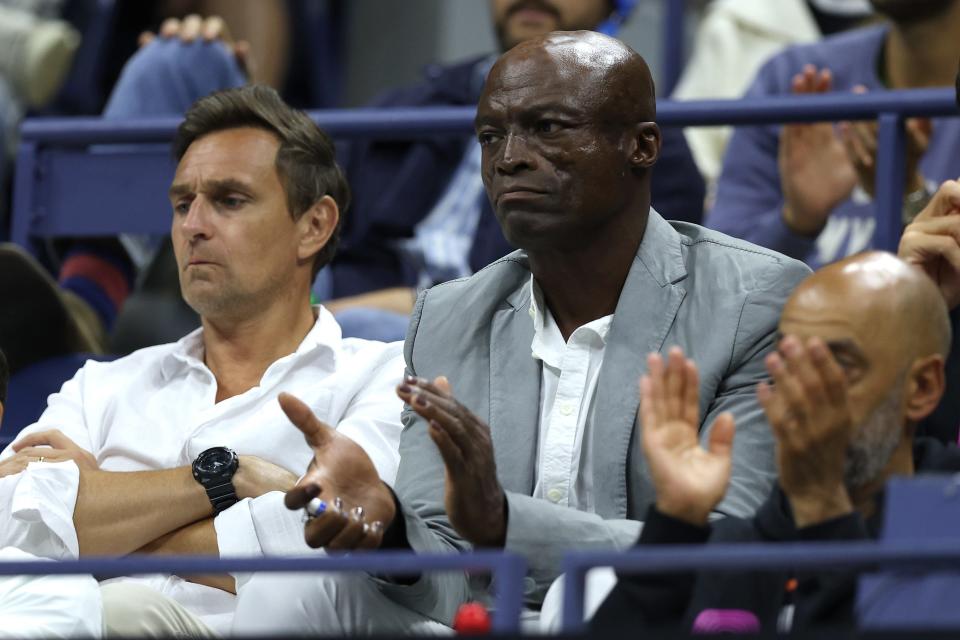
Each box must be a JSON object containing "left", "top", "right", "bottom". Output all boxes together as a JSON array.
[{"left": 172, "top": 85, "right": 350, "bottom": 279}]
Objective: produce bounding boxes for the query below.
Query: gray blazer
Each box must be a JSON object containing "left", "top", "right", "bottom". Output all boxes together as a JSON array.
[{"left": 379, "top": 211, "right": 810, "bottom": 623}]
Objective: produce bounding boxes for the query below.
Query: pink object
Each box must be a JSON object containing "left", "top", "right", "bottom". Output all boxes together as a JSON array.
[{"left": 692, "top": 609, "right": 762, "bottom": 634}]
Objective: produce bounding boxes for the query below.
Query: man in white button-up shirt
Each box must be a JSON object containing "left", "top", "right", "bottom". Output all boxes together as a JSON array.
[{"left": 0, "top": 86, "right": 404, "bottom": 636}]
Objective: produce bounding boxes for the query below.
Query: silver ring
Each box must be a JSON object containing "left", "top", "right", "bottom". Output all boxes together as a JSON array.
[
  {"left": 333, "top": 496, "right": 344, "bottom": 513},
  {"left": 350, "top": 505, "right": 364, "bottom": 521}
]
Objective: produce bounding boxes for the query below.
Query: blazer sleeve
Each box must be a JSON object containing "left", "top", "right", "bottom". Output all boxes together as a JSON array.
[
  {"left": 375, "top": 292, "right": 473, "bottom": 625},
  {"left": 704, "top": 257, "right": 811, "bottom": 518},
  {"left": 502, "top": 493, "right": 642, "bottom": 604}
]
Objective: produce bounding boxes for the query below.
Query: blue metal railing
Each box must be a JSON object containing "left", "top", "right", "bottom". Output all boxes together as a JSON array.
[
  {"left": 0, "top": 551, "right": 528, "bottom": 634},
  {"left": 560, "top": 538, "right": 960, "bottom": 632},
  {"left": 12, "top": 87, "right": 957, "bottom": 254}
]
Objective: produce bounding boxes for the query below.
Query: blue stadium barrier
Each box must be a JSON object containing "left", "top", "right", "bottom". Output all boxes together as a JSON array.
[
  {"left": 0, "top": 551, "right": 528, "bottom": 633},
  {"left": 12, "top": 87, "right": 957, "bottom": 257},
  {"left": 559, "top": 538, "right": 960, "bottom": 633},
  {"left": 661, "top": 0, "right": 687, "bottom": 96}
]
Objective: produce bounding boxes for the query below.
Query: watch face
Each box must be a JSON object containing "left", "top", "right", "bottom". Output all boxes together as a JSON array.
[{"left": 199, "top": 448, "right": 235, "bottom": 474}]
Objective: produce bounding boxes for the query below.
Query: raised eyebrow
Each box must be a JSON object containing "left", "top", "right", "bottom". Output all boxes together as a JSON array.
[{"left": 168, "top": 183, "right": 193, "bottom": 201}]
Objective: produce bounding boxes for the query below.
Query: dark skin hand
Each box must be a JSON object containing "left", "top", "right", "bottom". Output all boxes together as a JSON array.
[
  {"left": 397, "top": 376, "right": 508, "bottom": 548},
  {"left": 280, "top": 393, "right": 394, "bottom": 551},
  {"left": 476, "top": 31, "right": 661, "bottom": 339},
  {"left": 757, "top": 336, "right": 855, "bottom": 528}
]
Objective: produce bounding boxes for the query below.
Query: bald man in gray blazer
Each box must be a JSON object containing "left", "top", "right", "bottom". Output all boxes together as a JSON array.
[{"left": 237, "top": 31, "right": 810, "bottom": 635}]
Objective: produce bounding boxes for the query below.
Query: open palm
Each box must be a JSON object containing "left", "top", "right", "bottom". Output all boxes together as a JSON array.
[{"left": 640, "top": 348, "right": 735, "bottom": 526}]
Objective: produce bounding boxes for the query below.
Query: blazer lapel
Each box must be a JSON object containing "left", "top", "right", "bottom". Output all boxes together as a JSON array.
[
  {"left": 592, "top": 211, "right": 688, "bottom": 518},
  {"left": 489, "top": 279, "right": 541, "bottom": 495}
]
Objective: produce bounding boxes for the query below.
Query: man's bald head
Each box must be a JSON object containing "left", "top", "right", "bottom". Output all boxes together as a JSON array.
[
  {"left": 787, "top": 251, "right": 950, "bottom": 362},
  {"left": 493, "top": 30, "right": 656, "bottom": 123},
  {"left": 780, "top": 252, "right": 950, "bottom": 492}
]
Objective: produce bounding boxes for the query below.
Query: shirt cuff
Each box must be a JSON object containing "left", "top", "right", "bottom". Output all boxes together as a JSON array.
[
  {"left": 248, "top": 491, "right": 314, "bottom": 557},
  {"left": 7, "top": 461, "right": 81, "bottom": 558},
  {"left": 214, "top": 498, "right": 262, "bottom": 591}
]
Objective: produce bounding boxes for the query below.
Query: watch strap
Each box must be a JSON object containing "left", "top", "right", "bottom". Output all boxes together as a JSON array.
[{"left": 205, "top": 480, "right": 238, "bottom": 514}]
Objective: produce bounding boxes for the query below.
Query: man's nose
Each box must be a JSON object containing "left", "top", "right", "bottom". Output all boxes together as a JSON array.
[
  {"left": 179, "top": 197, "right": 212, "bottom": 240},
  {"left": 496, "top": 132, "right": 537, "bottom": 174}
]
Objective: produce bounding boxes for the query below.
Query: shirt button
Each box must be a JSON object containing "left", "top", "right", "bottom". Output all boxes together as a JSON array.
[
  {"left": 559, "top": 402, "right": 574, "bottom": 416},
  {"left": 547, "top": 488, "right": 563, "bottom": 503}
]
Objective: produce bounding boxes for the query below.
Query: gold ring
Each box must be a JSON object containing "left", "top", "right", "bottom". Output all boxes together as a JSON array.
[{"left": 37, "top": 456, "right": 45, "bottom": 463}]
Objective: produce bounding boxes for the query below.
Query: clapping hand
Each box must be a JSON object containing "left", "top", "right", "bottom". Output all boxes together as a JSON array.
[
  {"left": 640, "top": 348, "right": 735, "bottom": 527},
  {"left": 899, "top": 180, "right": 960, "bottom": 310},
  {"left": 757, "top": 336, "right": 854, "bottom": 528},
  {"left": 397, "top": 376, "right": 507, "bottom": 548},
  {"left": 280, "top": 393, "right": 395, "bottom": 551},
  {"left": 838, "top": 85, "right": 931, "bottom": 200},
  {"left": 780, "top": 65, "right": 859, "bottom": 236}
]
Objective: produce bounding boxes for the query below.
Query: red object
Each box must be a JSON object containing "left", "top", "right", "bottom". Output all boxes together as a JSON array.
[{"left": 453, "top": 602, "right": 492, "bottom": 635}]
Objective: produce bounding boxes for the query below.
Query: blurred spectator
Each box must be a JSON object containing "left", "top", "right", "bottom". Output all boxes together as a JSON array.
[
  {"left": 706, "top": 0, "right": 960, "bottom": 269},
  {"left": 103, "top": 0, "right": 706, "bottom": 344},
  {"left": 673, "top": 0, "right": 873, "bottom": 198},
  {"left": 593, "top": 251, "right": 954, "bottom": 634}
]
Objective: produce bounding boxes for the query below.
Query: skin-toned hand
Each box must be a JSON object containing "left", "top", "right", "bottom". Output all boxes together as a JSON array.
[
  {"left": 0, "top": 456, "right": 33, "bottom": 479},
  {"left": 2, "top": 430, "right": 99, "bottom": 476},
  {"left": 396, "top": 375, "right": 507, "bottom": 548},
  {"left": 640, "top": 348, "right": 735, "bottom": 527},
  {"left": 232, "top": 455, "right": 298, "bottom": 500},
  {"left": 780, "top": 65, "right": 859, "bottom": 236},
  {"left": 138, "top": 14, "right": 253, "bottom": 79},
  {"left": 280, "top": 393, "right": 394, "bottom": 552},
  {"left": 838, "top": 86, "right": 931, "bottom": 198},
  {"left": 898, "top": 180, "right": 960, "bottom": 310},
  {"left": 757, "top": 335, "right": 854, "bottom": 529}
]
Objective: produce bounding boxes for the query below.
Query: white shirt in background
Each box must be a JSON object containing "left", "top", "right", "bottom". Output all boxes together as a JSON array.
[{"left": 0, "top": 306, "right": 405, "bottom": 634}]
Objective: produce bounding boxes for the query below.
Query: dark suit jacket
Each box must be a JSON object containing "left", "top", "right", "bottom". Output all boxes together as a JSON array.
[{"left": 330, "top": 57, "right": 706, "bottom": 297}]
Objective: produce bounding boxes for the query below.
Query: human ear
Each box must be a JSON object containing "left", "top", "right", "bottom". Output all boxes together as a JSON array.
[
  {"left": 629, "top": 122, "right": 661, "bottom": 170},
  {"left": 297, "top": 195, "right": 339, "bottom": 264},
  {"left": 903, "top": 355, "right": 946, "bottom": 423}
]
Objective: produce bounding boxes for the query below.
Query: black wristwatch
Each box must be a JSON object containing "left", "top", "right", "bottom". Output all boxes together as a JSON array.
[{"left": 192, "top": 447, "right": 239, "bottom": 514}]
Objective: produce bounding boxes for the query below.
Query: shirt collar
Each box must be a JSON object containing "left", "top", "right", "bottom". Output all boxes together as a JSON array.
[
  {"left": 160, "top": 305, "right": 341, "bottom": 380},
  {"left": 528, "top": 277, "right": 613, "bottom": 368}
]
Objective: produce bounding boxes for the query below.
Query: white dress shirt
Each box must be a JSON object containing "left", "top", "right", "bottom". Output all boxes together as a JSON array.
[
  {"left": 0, "top": 306, "right": 405, "bottom": 634},
  {"left": 529, "top": 278, "right": 613, "bottom": 513}
]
